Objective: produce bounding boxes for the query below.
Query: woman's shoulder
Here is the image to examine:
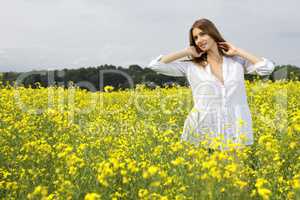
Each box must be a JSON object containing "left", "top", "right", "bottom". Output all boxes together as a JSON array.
[
  {"left": 182, "top": 59, "right": 207, "bottom": 67},
  {"left": 226, "top": 55, "right": 245, "bottom": 65},
  {"left": 178, "top": 59, "right": 193, "bottom": 64},
  {"left": 176, "top": 59, "right": 195, "bottom": 69}
]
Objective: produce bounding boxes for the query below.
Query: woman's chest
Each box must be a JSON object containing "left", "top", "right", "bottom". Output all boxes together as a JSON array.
[{"left": 187, "top": 58, "right": 245, "bottom": 86}]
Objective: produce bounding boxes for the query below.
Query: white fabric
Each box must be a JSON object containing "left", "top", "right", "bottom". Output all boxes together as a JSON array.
[{"left": 146, "top": 54, "right": 275, "bottom": 150}]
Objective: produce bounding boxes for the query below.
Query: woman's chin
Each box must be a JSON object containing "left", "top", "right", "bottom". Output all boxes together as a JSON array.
[{"left": 200, "top": 46, "right": 209, "bottom": 52}]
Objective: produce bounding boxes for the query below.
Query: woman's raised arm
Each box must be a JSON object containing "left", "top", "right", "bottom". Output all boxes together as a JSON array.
[
  {"left": 218, "top": 42, "right": 275, "bottom": 76},
  {"left": 146, "top": 47, "right": 203, "bottom": 77},
  {"left": 236, "top": 48, "right": 275, "bottom": 76}
]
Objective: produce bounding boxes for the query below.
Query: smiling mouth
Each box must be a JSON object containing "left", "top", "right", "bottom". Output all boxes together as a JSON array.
[{"left": 199, "top": 43, "right": 207, "bottom": 49}]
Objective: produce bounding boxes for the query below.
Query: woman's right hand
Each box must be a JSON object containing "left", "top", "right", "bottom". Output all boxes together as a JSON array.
[{"left": 186, "top": 46, "right": 204, "bottom": 58}]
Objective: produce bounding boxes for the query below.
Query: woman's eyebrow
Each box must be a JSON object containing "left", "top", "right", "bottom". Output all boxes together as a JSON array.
[
  {"left": 193, "top": 32, "right": 203, "bottom": 38},
  {"left": 194, "top": 31, "right": 204, "bottom": 37}
]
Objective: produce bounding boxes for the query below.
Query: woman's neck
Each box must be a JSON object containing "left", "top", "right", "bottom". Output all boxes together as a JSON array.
[{"left": 207, "top": 45, "right": 223, "bottom": 63}]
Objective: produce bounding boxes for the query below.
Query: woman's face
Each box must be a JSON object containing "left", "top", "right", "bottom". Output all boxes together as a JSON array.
[{"left": 192, "top": 27, "right": 215, "bottom": 52}]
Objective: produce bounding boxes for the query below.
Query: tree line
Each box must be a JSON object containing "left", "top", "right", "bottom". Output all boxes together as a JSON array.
[{"left": 0, "top": 64, "right": 299, "bottom": 91}]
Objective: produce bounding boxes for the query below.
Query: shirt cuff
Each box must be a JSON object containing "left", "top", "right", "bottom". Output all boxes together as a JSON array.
[
  {"left": 254, "top": 57, "right": 268, "bottom": 68},
  {"left": 148, "top": 54, "right": 164, "bottom": 67},
  {"left": 247, "top": 57, "right": 268, "bottom": 73}
]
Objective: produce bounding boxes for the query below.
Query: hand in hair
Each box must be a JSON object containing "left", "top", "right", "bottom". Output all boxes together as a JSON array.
[{"left": 218, "top": 42, "right": 239, "bottom": 56}]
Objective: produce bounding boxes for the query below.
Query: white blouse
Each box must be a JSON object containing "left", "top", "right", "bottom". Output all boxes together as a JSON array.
[{"left": 146, "top": 54, "right": 275, "bottom": 150}]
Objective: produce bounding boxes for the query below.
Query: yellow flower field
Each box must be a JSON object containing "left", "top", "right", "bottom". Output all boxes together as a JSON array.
[{"left": 0, "top": 80, "right": 299, "bottom": 199}]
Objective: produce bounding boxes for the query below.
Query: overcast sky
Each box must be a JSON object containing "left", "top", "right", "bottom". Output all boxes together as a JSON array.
[{"left": 0, "top": 0, "right": 299, "bottom": 72}]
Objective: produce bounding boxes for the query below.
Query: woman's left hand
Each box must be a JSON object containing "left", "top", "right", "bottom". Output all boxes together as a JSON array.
[{"left": 217, "top": 42, "right": 240, "bottom": 56}]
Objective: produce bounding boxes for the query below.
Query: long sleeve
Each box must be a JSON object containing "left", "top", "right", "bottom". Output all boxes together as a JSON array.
[
  {"left": 146, "top": 55, "right": 189, "bottom": 77},
  {"left": 233, "top": 55, "right": 275, "bottom": 76}
]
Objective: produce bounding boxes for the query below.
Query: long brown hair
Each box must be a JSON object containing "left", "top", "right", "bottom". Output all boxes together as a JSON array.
[{"left": 187, "top": 18, "right": 227, "bottom": 68}]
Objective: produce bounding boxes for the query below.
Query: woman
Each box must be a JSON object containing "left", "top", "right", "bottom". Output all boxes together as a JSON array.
[{"left": 146, "top": 18, "right": 275, "bottom": 151}]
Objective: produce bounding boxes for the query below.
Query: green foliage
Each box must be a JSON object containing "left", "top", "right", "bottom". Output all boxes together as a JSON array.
[{"left": 1, "top": 64, "right": 299, "bottom": 91}]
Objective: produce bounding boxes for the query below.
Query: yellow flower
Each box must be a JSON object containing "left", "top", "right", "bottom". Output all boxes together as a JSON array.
[
  {"left": 160, "top": 196, "right": 168, "bottom": 200},
  {"left": 78, "top": 143, "right": 87, "bottom": 152},
  {"left": 27, "top": 186, "right": 48, "bottom": 199},
  {"left": 127, "top": 161, "right": 139, "bottom": 173},
  {"left": 289, "top": 142, "right": 297, "bottom": 149},
  {"left": 150, "top": 181, "right": 161, "bottom": 187},
  {"left": 255, "top": 178, "right": 271, "bottom": 200},
  {"left": 179, "top": 186, "right": 187, "bottom": 192},
  {"left": 104, "top": 85, "right": 114, "bottom": 92},
  {"left": 237, "top": 118, "right": 246, "bottom": 127},
  {"left": 171, "top": 157, "right": 185, "bottom": 166},
  {"left": 142, "top": 171, "right": 149, "bottom": 179},
  {"left": 210, "top": 167, "right": 222, "bottom": 181},
  {"left": 84, "top": 193, "right": 101, "bottom": 200},
  {"left": 170, "top": 142, "right": 183, "bottom": 152},
  {"left": 292, "top": 178, "right": 300, "bottom": 189},
  {"left": 255, "top": 178, "right": 268, "bottom": 188},
  {"left": 287, "top": 191, "right": 295, "bottom": 199},
  {"left": 164, "top": 177, "right": 173, "bottom": 186},
  {"left": 138, "top": 189, "right": 149, "bottom": 198},
  {"left": 109, "top": 157, "right": 120, "bottom": 170},
  {"left": 158, "top": 170, "right": 167, "bottom": 178},
  {"left": 250, "top": 189, "right": 256, "bottom": 197},
  {"left": 68, "top": 166, "right": 77, "bottom": 176},
  {"left": 257, "top": 188, "right": 272, "bottom": 200},
  {"left": 202, "top": 159, "right": 217, "bottom": 169},
  {"left": 294, "top": 124, "right": 300, "bottom": 132},
  {"left": 122, "top": 177, "right": 129, "bottom": 184},
  {"left": 120, "top": 169, "right": 127, "bottom": 176},
  {"left": 143, "top": 165, "right": 159, "bottom": 179},
  {"left": 148, "top": 165, "right": 159, "bottom": 176},
  {"left": 225, "top": 163, "right": 238, "bottom": 173},
  {"left": 278, "top": 176, "right": 284, "bottom": 184}
]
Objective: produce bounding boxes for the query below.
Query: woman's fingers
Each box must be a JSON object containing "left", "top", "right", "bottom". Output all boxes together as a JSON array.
[
  {"left": 218, "top": 44, "right": 227, "bottom": 48},
  {"left": 218, "top": 42, "right": 228, "bottom": 45},
  {"left": 218, "top": 43, "right": 229, "bottom": 47},
  {"left": 218, "top": 44, "right": 229, "bottom": 51},
  {"left": 218, "top": 42, "right": 238, "bottom": 56},
  {"left": 218, "top": 44, "right": 228, "bottom": 48},
  {"left": 221, "top": 49, "right": 228, "bottom": 54},
  {"left": 218, "top": 42, "right": 230, "bottom": 47}
]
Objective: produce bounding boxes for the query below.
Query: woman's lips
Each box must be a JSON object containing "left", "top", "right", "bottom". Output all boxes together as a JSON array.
[{"left": 199, "top": 43, "right": 207, "bottom": 50}]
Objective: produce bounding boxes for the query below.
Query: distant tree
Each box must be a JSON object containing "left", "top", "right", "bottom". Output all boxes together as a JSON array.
[
  {"left": 1, "top": 63, "right": 299, "bottom": 91},
  {"left": 271, "top": 65, "right": 300, "bottom": 81}
]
